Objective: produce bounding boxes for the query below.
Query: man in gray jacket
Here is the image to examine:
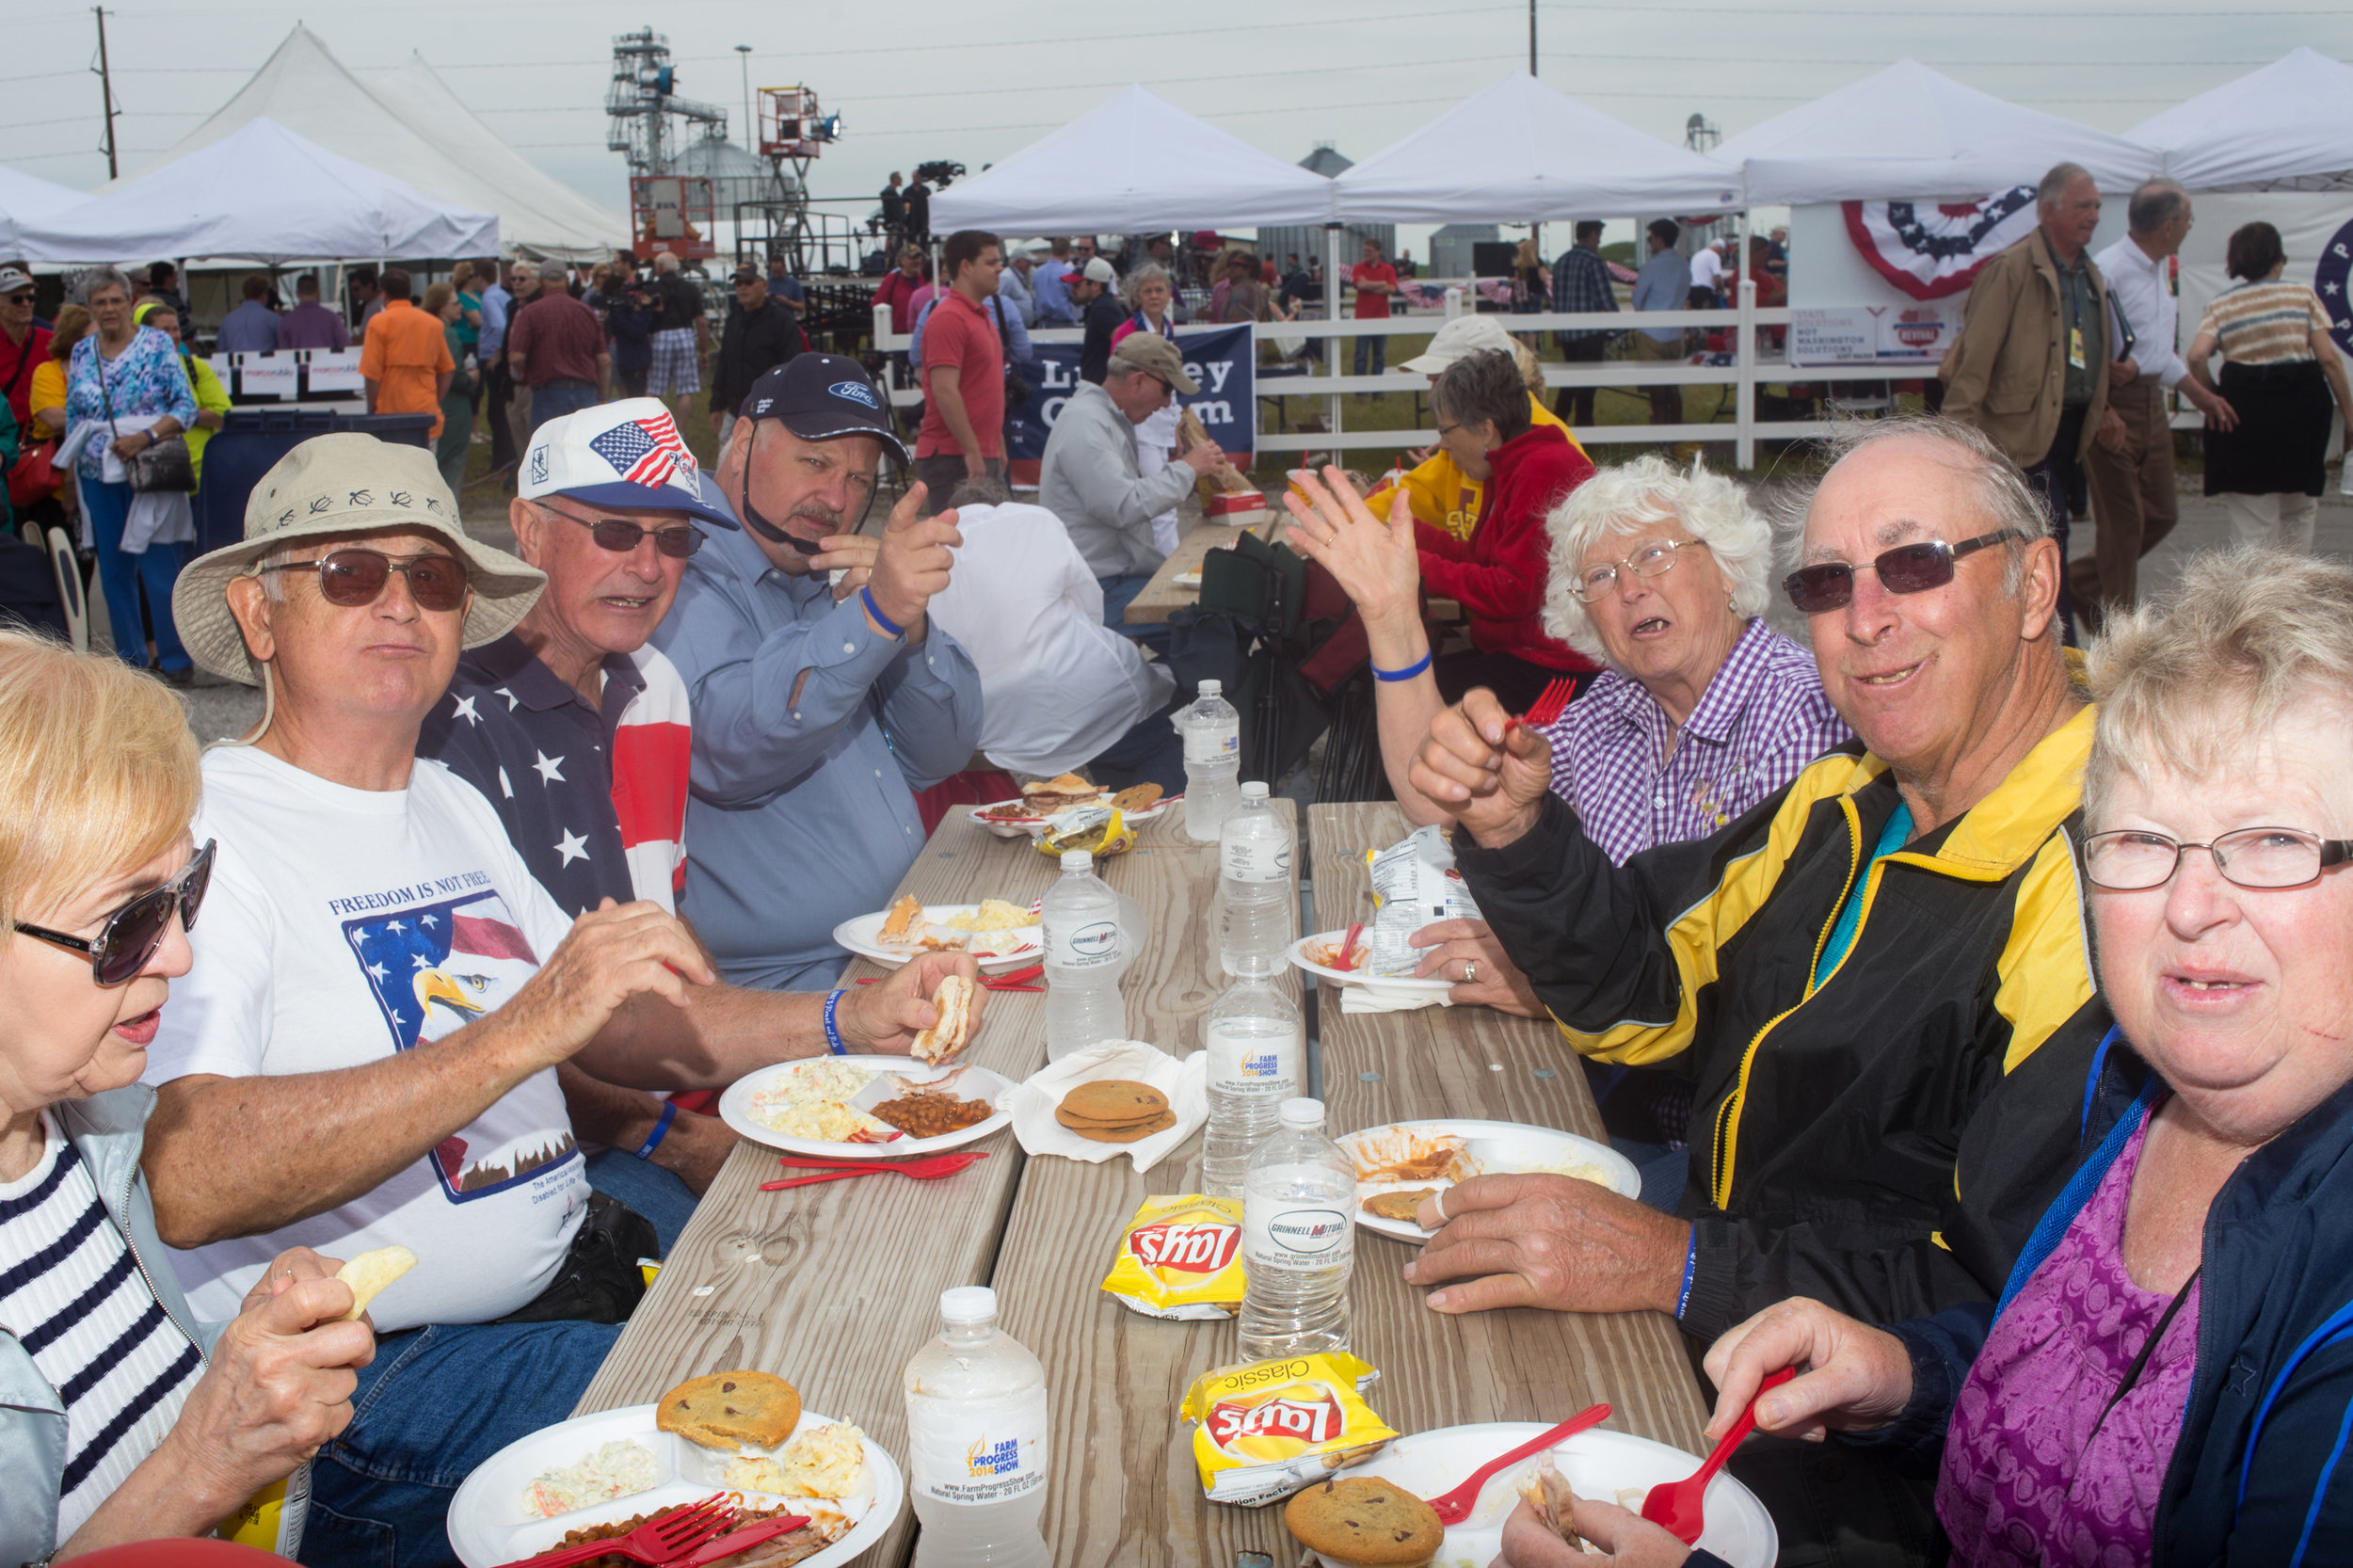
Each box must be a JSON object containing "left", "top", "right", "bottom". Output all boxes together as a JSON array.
[{"left": 1037, "top": 333, "right": 1224, "bottom": 643}]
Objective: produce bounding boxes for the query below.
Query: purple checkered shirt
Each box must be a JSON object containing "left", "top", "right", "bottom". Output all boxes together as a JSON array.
[{"left": 1536, "top": 618, "right": 1851, "bottom": 866}]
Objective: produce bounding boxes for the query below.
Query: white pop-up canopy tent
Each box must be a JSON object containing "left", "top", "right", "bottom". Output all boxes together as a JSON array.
[
  {"left": 1721, "top": 58, "right": 2162, "bottom": 204},
  {"left": 928, "top": 85, "right": 1334, "bottom": 233},
  {"left": 1332, "top": 72, "right": 1741, "bottom": 223},
  {"left": 11, "top": 118, "right": 496, "bottom": 264},
  {"left": 132, "top": 25, "right": 625, "bottom": 260},
  {"left": 2129, "top": 47, "right": 2353, "bottom": 190},
  {"left": 0, "top": 166, "right": 92, "bottom": 254}
]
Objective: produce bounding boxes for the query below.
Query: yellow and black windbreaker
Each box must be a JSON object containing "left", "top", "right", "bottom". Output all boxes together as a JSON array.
[{"left": 1455, "top": 706, "right": 2109, "bottom": 1340}]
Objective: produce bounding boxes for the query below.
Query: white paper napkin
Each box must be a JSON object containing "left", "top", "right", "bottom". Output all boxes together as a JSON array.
[
  {"left": 1339, "top": 980, "right": 1454, "bottom": 1015},
  {"left": 1007, "top": 1041, "right": 1208, "bottom": 1173}
]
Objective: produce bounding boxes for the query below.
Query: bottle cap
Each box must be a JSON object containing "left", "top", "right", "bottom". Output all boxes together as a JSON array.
[
  {"left": 1230, "top": 952, "right": 1279, "bottom": 979},
  {"left": 1278, "top": 1096, "right": 1323, "bottom": 1128},
  {"left": 1060, "top": 850, "right": 1093, "bottom": 871},
  {"left": 939, "top": 1285, "right": 998, "bottom": 1323},
  {"left": 1198, "top": 679, "right": 1222, "bottom": 696},
  {"left": 1241, "top": 781, "right": 1270, "bottom": 800}
]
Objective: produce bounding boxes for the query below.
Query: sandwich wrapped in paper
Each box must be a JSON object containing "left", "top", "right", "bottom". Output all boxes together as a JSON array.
[
  {"left": 1100, "top": 1194, "right": 1248, "bottom": 1320},
  {"left": 1179, "top": 1352, "right": 1398, "bottom": 1506},
  {"left": 1037, "top": 804, "right": 1135, "bottom": 859},
  {"left": 1363, "top": 825, "right": 1483, "bottom": 979}
]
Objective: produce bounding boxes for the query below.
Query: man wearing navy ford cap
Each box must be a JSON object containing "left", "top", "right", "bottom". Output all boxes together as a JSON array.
[
  {"left": 421, "top": 398, "right": 982, "bottom": 1240},
  {"left": 653, "top": 355, "right": 984, "bottom": 991}
]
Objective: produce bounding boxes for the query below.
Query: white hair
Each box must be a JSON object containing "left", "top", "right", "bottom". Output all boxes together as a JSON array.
[
  {"left": 1782, "top": 413, "right": 2051, "bottom": 597},
  {"left": 1541, "top": 456, "right": 1771, "bottom": 664},
  {"left": 1122, "top": 262, "right": 1171, "bottom": 311},
  {"left": 2085, "top": 548, "right": 2353, "bottom": 828}
]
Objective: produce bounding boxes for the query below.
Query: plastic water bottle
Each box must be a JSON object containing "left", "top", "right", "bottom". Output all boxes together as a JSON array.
[
  {"left": 1041, "top": 850, "right": 1125, "bottom": 1060},
  {"left": 1218, "top": 782, "right": 1292, "bottom": 974},
  {"left": 904, "top": 1287, "right": 1050, "bottom": 1568},
  {"left": 1238, "top": 1098, "right": 1355, "bottom": 1359},
  {"left": 1180, "top": 680, "right": 1241, "bottom": 841},
  {"left": 1201, "top": 959, "right": 1305, "bottom": 1199}
]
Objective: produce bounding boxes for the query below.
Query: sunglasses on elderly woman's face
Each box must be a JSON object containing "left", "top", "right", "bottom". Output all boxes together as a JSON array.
[
  {"left": 1783, "top": 529, "right": 2021, "bottom": 614},
  {"left": 259, "top": 549, "right": 471, "bottom": 612},
  {"left": 14, "top": 840, "right": 215, "bottom": 986}
]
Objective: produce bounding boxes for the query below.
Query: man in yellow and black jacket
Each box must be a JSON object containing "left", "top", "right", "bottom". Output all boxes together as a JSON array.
[{"left": 1406, "top": 417, "right": 2110, "bottom": 1352}]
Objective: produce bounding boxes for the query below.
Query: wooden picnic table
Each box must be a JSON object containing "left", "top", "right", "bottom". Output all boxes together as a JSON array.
[
  {"left": 578, "top": 797, "right": 1708, "bottom": 1566},
  {"left": 1121, "top": 515, "right": 1277, "bottom": 626}
]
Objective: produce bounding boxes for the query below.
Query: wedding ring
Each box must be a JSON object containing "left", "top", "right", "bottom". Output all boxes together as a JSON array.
[{"left": 1463, "top": 960, "right": 1479, "bottom": 984}]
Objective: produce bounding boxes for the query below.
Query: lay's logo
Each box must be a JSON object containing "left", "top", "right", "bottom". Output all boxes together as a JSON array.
[
  {"left": 829, "top": 379, "right": 880, "bottom": 408},
  {"left": 1129, "top": 1220, "right": 1240, "bottom": 1274},
  {"left": 1209, "top": 1384, "right": 1345, "bottom": 1455}
]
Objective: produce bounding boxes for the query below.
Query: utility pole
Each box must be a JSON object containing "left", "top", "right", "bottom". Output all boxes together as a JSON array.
[
  {"left": 1529, "top": 0, "right": 1537, "bottom": 75},
  {"left": 92, "top": 6, "right": 119, "bottom": 179},
  {"left": 736, "top": 44, "right": 753, "bottom": 149}
]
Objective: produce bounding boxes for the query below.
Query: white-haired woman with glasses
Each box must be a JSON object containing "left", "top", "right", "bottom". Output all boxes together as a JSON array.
[
  {"left": 0, "top": 632, "right": 373, "bottom": 1564},
  {"left": 1286, "top": 454, "right": 1848, "bottom": 1013},
  {"left": 1501, "top": 548, "right": 2353, "bottom": 1567}
]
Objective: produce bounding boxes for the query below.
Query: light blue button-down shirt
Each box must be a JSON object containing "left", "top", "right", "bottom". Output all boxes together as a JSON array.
[
  {"left": 1031, "top": 262, "right": 1077, "bottom": 325},
  {"left": 1633, "top": 248, "right": 1689, "bottom": 344},
  {"left": 650, "top": 514, "right": 985, "bottom": 991},
  {"left": 479, "top": 283, "right": 512, "bottom": 358}
]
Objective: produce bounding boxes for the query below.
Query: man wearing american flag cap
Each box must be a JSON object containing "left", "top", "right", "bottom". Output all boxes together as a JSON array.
[{"left": 421, "top": 398, "right": 980, "bottom": 1244}]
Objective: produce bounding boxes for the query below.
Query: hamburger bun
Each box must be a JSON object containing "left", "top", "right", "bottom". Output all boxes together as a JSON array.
[{"left": 911, "top": 972, "right": 979, "bottom": 1065}]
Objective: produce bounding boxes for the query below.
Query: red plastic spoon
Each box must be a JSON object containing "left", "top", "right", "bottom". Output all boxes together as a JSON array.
[
  {"left": 1640, "top": 1367, "right": 1796, "bottom": 1544},
  {"left": 1423, "top": 1402, "right": 1612, "bottom": 1525}
]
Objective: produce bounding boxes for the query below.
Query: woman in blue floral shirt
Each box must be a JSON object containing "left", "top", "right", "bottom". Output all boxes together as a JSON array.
[{"left": 64, "top": 266, "right": 197, "bottom": 680}]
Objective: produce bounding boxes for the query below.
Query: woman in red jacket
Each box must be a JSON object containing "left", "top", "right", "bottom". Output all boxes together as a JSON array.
[{"left": 1418, "top": 348, "right": 1601, "bottom": 710}]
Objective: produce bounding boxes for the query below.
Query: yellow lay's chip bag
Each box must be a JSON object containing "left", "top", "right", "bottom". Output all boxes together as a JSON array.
[
  {"left": 1179, "top": 1352, "right": 1399, "bottom": 1505},
  {"left": 1101, "top": 1194, "right": 1248, "bottom": 1320}
]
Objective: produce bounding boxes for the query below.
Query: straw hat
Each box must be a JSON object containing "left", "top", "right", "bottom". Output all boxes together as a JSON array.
[{"left": 172, "top": 433, "right": 546, "bottom": 685}]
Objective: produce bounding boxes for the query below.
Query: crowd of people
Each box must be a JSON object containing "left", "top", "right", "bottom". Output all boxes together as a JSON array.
[{"left": 1, "top": 163, "right": 2350, "bottom": 1568}]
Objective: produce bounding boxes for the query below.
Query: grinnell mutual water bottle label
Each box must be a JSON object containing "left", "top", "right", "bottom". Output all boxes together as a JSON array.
[
  {"left": 908, "top": 1387, "right": 1049, "bottom": 1506},
  {"left": 1243, "top": 1201, "right": 1351, "bottom": 1272},
  {"left": 1047, "top": 915, "right": 1121, "bottom": 970}
]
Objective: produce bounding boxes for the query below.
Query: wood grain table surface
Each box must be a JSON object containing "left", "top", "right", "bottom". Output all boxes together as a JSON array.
[{"left": 1122, "top": 515, "right": 1280, "bottom": 626}]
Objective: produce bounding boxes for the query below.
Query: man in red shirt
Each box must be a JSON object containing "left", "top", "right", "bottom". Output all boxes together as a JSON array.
[
  {"left": 872, "top": 247, "right": 928, "bottom": 339},
  {"left": 913, "top": 230, "right": 1007, "bottom": 513},
  {"left": 1351, "top": 237, "right": 1400, "bottom": 387},
  {"left": 507, "top": 259, "right": 611, "bottom": 436},
  {"left": 0, "top": 266, "right": 53, "bottom": 437}
]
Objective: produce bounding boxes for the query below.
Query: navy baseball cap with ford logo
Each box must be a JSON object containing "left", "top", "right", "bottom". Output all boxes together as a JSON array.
[{"left": 739, "top": 354, "right": 907, "bottom": 464}]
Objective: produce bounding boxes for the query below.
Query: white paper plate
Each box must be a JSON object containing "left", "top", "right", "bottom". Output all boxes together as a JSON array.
[
  {"left": 965, "top": 795, "right": 1175, "bottom": 840},
  {"left": 445, "top": 1401, "right": 904, "bottom": 1568},
  {"left": 1289, "top": 930, "right": 1453, "bottom": 994},
  {"left": 719, "top": 1055, "right": 1015, "bottom": 1159},
  {"left": 1326, "top": 1422, "right": 1774, "bottom": 1568},
  {"left": 833, "top": 903, "right": 1042, "bottom": 970},
  {"left": 1337, "top": 1119, "right": 1641, "bottom": 1244}
]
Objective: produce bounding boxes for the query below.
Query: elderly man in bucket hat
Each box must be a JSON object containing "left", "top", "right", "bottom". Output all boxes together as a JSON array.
[{"left": 135, "top": 433, "right": 952, "bottom": 1563}]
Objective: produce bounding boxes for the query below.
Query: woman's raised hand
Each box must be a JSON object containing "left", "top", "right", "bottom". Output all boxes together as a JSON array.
[{"left": 1283, "top": 463, "right": 1421, "bottom": 633}]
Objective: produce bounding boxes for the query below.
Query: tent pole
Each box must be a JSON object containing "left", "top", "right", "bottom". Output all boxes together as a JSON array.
[
  {"left": 1324, "top": 222, "right": 1341, "bottom": 459},
  {"left": 1735, "top": 210, "right": 1753, "bottom": 471}
]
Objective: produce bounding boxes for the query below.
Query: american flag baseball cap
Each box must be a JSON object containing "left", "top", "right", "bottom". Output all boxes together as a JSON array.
[{"left": 520, "top": 397, "right": 739, "bottom": 528}]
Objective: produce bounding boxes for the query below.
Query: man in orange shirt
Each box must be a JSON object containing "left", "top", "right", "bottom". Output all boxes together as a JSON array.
[{"left": 360, "top": 269, "right": 456, "bottom": 440}]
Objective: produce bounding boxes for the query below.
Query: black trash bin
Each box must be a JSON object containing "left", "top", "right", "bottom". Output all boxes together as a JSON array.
[{"left": 195, "top": 409, "right": 440, "bottom": 553}]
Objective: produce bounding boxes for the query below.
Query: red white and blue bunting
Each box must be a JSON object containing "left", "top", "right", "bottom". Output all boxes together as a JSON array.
[{"left": 1843, "top": 186, "right": 2039, "bottom": 300}]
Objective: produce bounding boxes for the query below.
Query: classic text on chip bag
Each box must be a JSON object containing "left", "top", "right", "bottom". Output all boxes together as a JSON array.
[{"left": 1178, "top": 1352, "right": 1399, "bottom": 1506}]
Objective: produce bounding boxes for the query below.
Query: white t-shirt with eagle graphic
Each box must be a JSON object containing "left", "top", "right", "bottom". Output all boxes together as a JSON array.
[{"left": 143, "top": 745, "right": 587, "bottom": 1331}]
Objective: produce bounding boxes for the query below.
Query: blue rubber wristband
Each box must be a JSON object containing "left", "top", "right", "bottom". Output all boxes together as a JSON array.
[
  {"left": 860, "top": 585, "right": 906, "bottom": 639},
  {"left": 634, "top": 1100, "right": 680, "bottom": 1160},
  {"left": 1371, "top": 648, "right": 1433, "bottom": 682},
  {"left": 1675, "top": 1230, "right": 1698, "bottom": 1320},
  {"left": 824, "top": 988, "right": 849, "bottom": 1055}
]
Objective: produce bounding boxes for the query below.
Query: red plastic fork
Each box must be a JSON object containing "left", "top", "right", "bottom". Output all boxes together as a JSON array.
[
  {"left": 494, "top": 1495, "right": 736, "bottom": 1567},
  {"left": 1506, "top": 676, "right": 1577, "bottom": 736},
  {"left": 760, "top": 1151, "right": 989, "bottom": 1190},
  {"left": 1640, "top": 1367, "right": 1795, "bottom": 1544},
  {"left": 1332, "top": 920, "right": 1366, "bottom": 972},
  {"left": 1421, "top": 1402, "right": 1612, "bottom": 1525}
]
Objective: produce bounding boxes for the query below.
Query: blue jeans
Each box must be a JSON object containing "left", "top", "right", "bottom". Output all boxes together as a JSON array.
[
  {"left": 584, "top": 1146, "right": 701, "bottom": 1256},
  {"left": 302, "top": 1319, "right": 624, "bottom": 1568},
  {"left": 1353, "top": 334, "right": 1386, "bottom": 378},
  {"left": 81, "top": 477, "right": 191, "bottom": 671},
  {"left": 527, "top": 379, "right": 600, "bottom": 436},
  {"left": 1097, "top": 571, "right": 1171, "bottom": 652}
]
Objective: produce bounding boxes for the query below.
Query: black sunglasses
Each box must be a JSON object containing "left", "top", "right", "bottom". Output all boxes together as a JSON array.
[
  {"left": 539, "top": 502, "right": 703, "bottom": 559},
  {"left": 258, "top": 549, "right": 471, "bottom": 613},
  {"left": 1784, "top": 529, "right": 2022, "bottom": 614},
  {"left": 15, "top": 840, "right": 215, "bottom": 986}
]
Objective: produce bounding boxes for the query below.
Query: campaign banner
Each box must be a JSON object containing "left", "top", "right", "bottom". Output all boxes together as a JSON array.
[
  {"left": 1789, "top": 302, "right": 1961, "bottom": 366},
  {"left": 1005, "top": 323, "right": 1255, "bottom": 466},
  {"left": 1843, "top": 187, "right": 2039, "bottom": 302}
]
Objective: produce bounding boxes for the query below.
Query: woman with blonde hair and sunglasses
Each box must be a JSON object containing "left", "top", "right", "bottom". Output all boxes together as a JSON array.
[{"left": 0, "top": 631, "right": 374, "bottom": 1564}]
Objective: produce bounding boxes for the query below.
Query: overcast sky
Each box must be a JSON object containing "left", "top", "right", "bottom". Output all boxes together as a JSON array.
[{"left": 9, "top": 0, "right": 2348, "bottom": 230}]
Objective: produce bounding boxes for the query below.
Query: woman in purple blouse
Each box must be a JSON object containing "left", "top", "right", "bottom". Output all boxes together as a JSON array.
[{"left": 1497, "top": 551, "right": 2353, "bottom": 1566}]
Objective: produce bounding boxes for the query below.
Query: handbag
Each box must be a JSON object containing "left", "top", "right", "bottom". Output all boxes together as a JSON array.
[
  {"left": 7, "top": 441, "right": 58, "bottom": 509},
  {"left": 93, "top": 339, "right": 197, "bottom": 494}
]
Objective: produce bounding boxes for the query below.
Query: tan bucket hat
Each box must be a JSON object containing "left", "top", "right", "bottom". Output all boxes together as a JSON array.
[{"left": 172, "top": 433, "right": 547, "bottom": 684}]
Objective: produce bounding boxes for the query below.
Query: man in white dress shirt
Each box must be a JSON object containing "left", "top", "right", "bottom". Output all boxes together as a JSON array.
[
  {"left": 2081, "top": 180, "right": 2234, "bottom": 630},
  {"left": 925, "top": 475, "right": 1184, "bottom": 791}
]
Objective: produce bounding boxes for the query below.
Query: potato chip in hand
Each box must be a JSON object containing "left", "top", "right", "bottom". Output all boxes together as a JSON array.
[{"left": 334, "top": 1245, "right": 418, "bottom": 1321}]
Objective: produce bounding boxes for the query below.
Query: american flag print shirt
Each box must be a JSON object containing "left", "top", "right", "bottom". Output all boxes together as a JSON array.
[{"left": 1538, "top": 618, "right": 1852, "bottom": 866}]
